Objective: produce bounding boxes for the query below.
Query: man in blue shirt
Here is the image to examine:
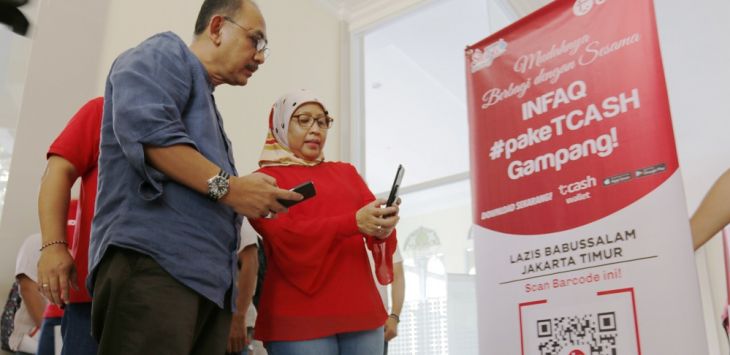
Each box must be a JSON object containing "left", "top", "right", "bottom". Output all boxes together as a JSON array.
[{"left": 87, "top": 1, "right": 301, "bottom": 354}]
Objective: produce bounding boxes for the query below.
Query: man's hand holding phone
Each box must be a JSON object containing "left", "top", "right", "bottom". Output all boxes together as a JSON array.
[
  {"left": 222, "top": 173, "right": 303, "bottom": 219},
  {"left": 277, "top": 181, "right": 316, "bottom": 208},
  {"left": 257, "top": 181, "right": 317, "bottom": 219}
]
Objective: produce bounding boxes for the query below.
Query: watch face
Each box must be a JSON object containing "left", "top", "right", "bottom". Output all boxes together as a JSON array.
[{"left": 208, "top": 174, "right": 230, "bottom": 200}]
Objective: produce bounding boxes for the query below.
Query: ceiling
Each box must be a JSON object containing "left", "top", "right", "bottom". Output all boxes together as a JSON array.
[
  {"left": 316, "top": 0, "right": 407, "bottom": 23},
  {"left": 317, "top": 0, "right": 551, "bottom": 21},
  {"left": 317, "top": 0, "right": 370, "bottom": 13}
]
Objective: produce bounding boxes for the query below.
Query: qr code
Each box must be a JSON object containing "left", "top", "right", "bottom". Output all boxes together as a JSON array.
[{"left": 536, "top": 312, "right": 617, "bottom": 355}]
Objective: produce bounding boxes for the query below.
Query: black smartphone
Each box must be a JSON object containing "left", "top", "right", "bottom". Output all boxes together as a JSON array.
[
  {"left": 386, "top": 164, "right": 405, "bottom": 207},
  {"left": 278, "top": 181, "right": 316, "bottom": 208}
]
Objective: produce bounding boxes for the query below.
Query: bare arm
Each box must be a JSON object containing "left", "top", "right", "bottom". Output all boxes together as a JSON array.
[
  {"left": 37, "top": 156, "right": 78, "bottom": 305},
  {"left": 143, "top": 144, "right": 301, "bottom": 218},
  {"left": 237, "top": 245, "right": 259, "bottom": 314},
  {"left": 227, "top": 244, "right": 259, "bottom": 353},
  {"left": 390, "top": 261, "right": 405, "bottom": 317},
  {"left": 38, "top": 157, "right": 75, "bottom": 246},
  {"left": 17, "top": 275, "right": 46, "bottom": 327},
  {"left": 691, "top": 169, "right": 730, "bottom": 250},
  {"left": 384, "top": 261, "right": 405, "bottom": 341}
]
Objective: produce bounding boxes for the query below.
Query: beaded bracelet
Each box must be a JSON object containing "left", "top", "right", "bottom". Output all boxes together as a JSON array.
[
  {"left": 39, "top": 240, "right": 68, "bottom": 251},
  {"left": 389, "top": 313, "right": 400, "bottom": 323}
]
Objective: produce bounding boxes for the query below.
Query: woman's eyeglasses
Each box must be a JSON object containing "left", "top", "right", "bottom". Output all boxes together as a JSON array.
[{"left": 291, "top": 114, "right": 334, "bottom": 130}]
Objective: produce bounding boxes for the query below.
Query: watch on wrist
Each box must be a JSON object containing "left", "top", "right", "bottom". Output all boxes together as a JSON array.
[{"left": 207, "top": 169, "right": 230, "bottom": 201}]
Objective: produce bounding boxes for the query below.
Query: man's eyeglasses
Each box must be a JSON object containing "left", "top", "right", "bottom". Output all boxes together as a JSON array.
[
  {"left": 291, "top": 113, "right": 334, "bottom": 130},
  {"left": 223, "top": 16, "right": 269, "bottom": 57}
]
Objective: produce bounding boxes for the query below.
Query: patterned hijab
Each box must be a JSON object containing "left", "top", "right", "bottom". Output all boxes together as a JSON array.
[{"left": 258, "top": 89, "right": 327, "bottom": 168}]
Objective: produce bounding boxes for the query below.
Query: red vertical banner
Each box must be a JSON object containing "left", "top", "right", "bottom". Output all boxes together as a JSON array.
[{"left": 466, "top": 0, "right": 707, "bottom": 354}]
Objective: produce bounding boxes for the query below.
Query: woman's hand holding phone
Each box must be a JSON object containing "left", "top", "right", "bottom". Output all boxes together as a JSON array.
[{"left": 356, "top": 198, "right": 400, "bottom": 239}]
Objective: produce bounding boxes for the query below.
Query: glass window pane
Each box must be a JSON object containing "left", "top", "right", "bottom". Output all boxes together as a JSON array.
[
  {"left": 362, "top": 0, "right": 490, "bottom": 193},
  {"left": 398, "top": 178, "right": 473, "bottom": 274},
  {"left": 390, "top": 178, "right": 477, "bottom": 354},
  {"left": 0, "top": 24, "right": 33, "bottom": 222}
]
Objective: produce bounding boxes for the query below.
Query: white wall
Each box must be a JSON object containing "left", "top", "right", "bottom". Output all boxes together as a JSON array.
[
  {"left": 656, "top": 0, "right": 730, "bottom": 212},
  {"left": 654, "top": 0, "right": 730, "bottom": 353},
  {"left": 0, "top": 2, "right": 38, "bottom": 129},
  {"left": 0, "top": 0, "right": 342, "bottom": 303}
]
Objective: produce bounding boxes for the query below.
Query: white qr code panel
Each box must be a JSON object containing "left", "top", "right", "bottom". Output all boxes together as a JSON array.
[
  {"left": 536, "top": 312, "right": 617, "bottom": 355},
  {"left": 520, "top": 289, "right": 640, "bottom": 355}
]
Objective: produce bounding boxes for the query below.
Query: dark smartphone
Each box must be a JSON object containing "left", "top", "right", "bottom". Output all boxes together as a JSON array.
[
  {"left": 386, "top": 164, "right": 405, "bottom": 207},
  {"left": 278, "top": 181, "right": 316, "bottom": 208}
]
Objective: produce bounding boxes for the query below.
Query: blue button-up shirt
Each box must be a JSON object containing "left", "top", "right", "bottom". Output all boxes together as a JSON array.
[{"left": 88, "top": 32, "right": 241, "bottom": 309}]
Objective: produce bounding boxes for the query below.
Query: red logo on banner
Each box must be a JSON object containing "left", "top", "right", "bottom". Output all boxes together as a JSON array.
[{"left": 465, "top": 0, "right": 678, "bottom": 235}]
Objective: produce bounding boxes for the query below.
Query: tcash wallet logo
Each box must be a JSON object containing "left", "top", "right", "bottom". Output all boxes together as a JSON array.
[{"left": 469, "top": 39, "right": 508, "bottom": 73}]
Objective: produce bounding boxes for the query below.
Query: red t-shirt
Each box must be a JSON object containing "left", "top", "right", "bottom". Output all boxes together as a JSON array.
[
  {"left": 42, "top": 199, "right": 78, "bottom": 318},
  {"left": 47, "top": 97, "right": 103, "bottom": 303},
  {"left": 43, "top": 303, "right": 64, "bottom": 319},
  {"left": 251, "top": 162, "right": 397, "bottom": 341}
]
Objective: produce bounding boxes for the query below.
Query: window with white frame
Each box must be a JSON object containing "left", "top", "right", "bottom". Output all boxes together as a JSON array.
[
  {"left": 348, "top": 0, "right": 514, "bottom": 353},
  {"left": 0, "top": 26, "right": 29, "bottom": 224}
]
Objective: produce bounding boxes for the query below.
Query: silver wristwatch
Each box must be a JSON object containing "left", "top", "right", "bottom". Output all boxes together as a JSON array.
[{"left": 207, "top": 169, "right": 230, "bottom": 201}]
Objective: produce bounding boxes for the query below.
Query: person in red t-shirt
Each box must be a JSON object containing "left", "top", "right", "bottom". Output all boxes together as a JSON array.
[
  {"left": 250, "top": 90, "right": 400, "bottom": 354},
  {"left": 36, "top": 199, "right": 77, "bottom": 355},
  {"left": 37, "top": 97, "right": 102, "bottom": 355}
]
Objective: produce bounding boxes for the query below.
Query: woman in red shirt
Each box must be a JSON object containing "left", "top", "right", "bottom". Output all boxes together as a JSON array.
[{"left": 250, "top": 89, "right": 399, "bottom": 354}]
